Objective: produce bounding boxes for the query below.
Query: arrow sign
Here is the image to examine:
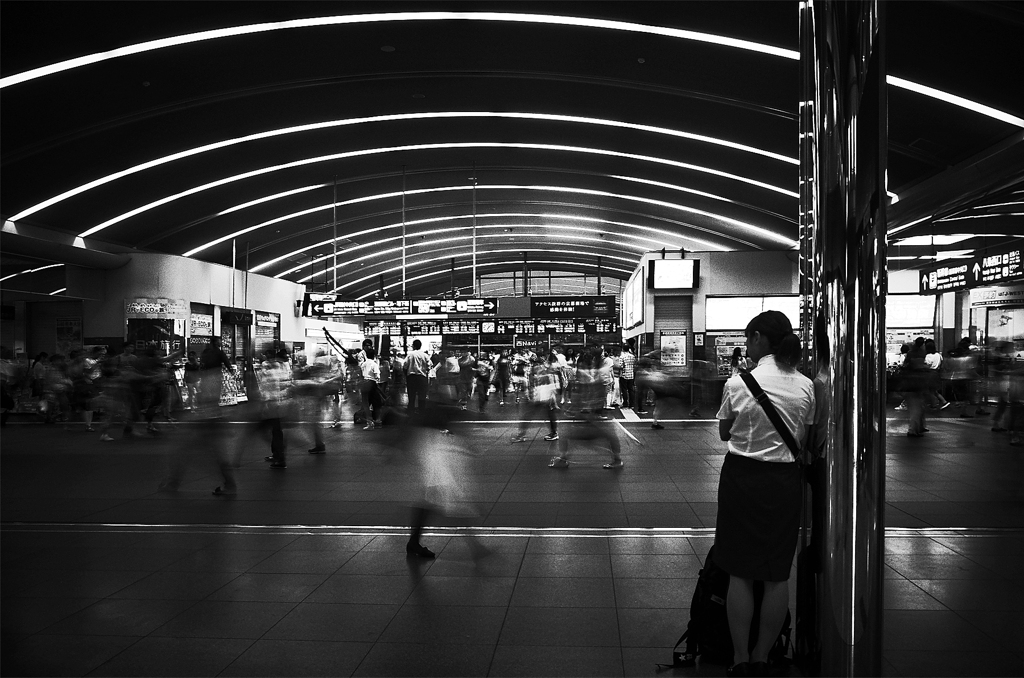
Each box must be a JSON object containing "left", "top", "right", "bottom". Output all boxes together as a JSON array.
[
  {"left": 972, "top": 262, "right": 981, "bottom": 281},
  {"left": 921, "top": 274, "right": 929, "bottom": 290}
]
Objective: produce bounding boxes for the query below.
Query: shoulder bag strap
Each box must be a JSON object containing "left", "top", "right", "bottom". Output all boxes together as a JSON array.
[{"left": 739, "top": 371, "right": 801, "bottom": 462}]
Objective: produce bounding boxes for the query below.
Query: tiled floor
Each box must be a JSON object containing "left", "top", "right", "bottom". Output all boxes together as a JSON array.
[{"left": 2, "top": 400, "right": 1022, "bottom": 677}]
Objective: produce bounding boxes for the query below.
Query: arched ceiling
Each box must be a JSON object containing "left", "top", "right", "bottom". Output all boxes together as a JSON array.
[{"left": 2, "top": 1, "right": 1022, "bottom": 300}]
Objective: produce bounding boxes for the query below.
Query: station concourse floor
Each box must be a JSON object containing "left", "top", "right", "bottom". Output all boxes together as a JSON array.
[{"left": 2, "top": 397, "right": 1022, "bottom": 677}]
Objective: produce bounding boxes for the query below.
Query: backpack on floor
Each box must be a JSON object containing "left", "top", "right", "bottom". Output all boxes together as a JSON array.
[{"left": 657, "top": 545, "right": 792, "bottom": 670}]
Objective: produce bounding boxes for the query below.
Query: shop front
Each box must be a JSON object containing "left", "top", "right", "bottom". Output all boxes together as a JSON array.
[
  {"left": 254, "top": 311, "right": 281, "bottom": 357},
  {"left": 125, "top": 298, "right": 187, "bottom": 356},
  {"left": 971, "top": 285, "right": 1024, "bottom": 358}
]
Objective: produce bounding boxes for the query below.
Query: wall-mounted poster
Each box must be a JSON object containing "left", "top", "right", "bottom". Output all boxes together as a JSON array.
[
  {"left": 660, "top": 330, "right": 687, "bottom": 367},
  {"left": 55, "top": 318, "right": 82, "bottom": 356}
]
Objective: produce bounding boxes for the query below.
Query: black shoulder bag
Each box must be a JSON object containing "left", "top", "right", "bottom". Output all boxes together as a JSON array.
[{"left": 739, "top": 371, "right": 802, "bottom": 463}]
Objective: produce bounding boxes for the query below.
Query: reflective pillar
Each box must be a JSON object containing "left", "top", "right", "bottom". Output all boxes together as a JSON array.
[{"left": 799, "top": 2, "right": 887, "bottom": 676}]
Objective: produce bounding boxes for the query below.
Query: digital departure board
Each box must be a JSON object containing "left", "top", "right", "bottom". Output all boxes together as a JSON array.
[
  {"left": 441, "top": 320, "right": 482, "bottom": 334},
  {"left": 585, "top": 320, "right": 621, "bottom": 333},
  {"left": 405, "top": 321, "right": 443, "bottom": 335},
  {"left": 364, "top": 320, "right": 404, "bottom": 335},
  {"left": 536, "top": 320, "right": 586, "bottom": 334}
]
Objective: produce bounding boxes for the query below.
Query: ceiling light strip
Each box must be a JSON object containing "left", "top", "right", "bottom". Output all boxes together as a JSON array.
[
  {"left": 295, "top": 233, "right": 649, "bottom": 284},
  {"left": 0, "top": 12, "right": 798, "bottom": 89},
  {"left": 886, "top": 76, "right": 1024, "bottom": 128},
  {"left": 58, "top": 142, "right": 791, "bottom": 235},
  {"left": 254, "top": 212, "right": 723, "bottom": 274},
  {"left": 186, "top": 183, "right": 783, "bottom": 260},
  {"left": 342, "top": 258, "right": 634, "bottom": 298},
  {"left": 0, "top": 263, "right": 64, "bottom": 283},
  {"left": 4, "top": 14, "right": 1015, "bottom": 130}
]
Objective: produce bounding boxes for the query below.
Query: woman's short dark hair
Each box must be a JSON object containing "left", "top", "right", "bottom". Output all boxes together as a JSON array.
[
  {"left": 364, "top": 346, "right": 377, "bottom": 360},
  {"left": 745, "top": 310, "right": 801, "bottom": 368}
]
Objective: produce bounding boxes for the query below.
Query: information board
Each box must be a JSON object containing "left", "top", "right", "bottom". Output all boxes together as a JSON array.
[
  {"left": 302, "top": 294, "right": 412, "bottom": 317},
  {"left": 364, "top": 320, "right": 404, "bottom": 335},
  {"left": 405, "top": 321, "right": 443, "bottom": 335},
  {"left": 531, "top": 296, "right": 616, "bottom": 318},
  {"left": 411, "top": 298, "right": 497, "bottom": 315},
  {"left": 536, "top": 320, "right": 586, "bottom": 334},
  {"left": 921, "top": 243, "right": 1024, "bottom": 293},
  {"left": 441, "top": 320, "right": 482, "bottom": 334},
  {"left": 585, "top": 320, "right": 620, "bottom": 333}
]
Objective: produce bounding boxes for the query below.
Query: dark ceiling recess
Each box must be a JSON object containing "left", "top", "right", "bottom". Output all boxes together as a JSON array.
[{"left": 2, "top": 2, "right": 1021, "bottom": 298}]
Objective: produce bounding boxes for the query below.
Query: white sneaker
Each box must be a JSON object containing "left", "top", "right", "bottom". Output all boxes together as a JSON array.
[
  {"left": 99, "top": 434, "right": 114, "bottom": 441},
  {"left": 603, "top": 459, "right": 624, "bottom": 469},
  {"left": 544, "top": 433, "right": 559, "bottom": 441},
  {"left": 510, "top": 435, "right": 527, "bottom": 443},
  {"left": 548, "top": 456, "right": 569, "bottom": 468}
]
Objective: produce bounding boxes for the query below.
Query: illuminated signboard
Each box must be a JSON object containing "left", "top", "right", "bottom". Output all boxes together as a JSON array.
[
  {"left": 405, "top": 321, "right": 443, "bottom": 335},
  {"left": 531, "top": 296, "right": 616, "bottom": 318},
  {"left": 537, "top": 320, "right": 586, "bottom": 334},
  {"left": 363, "top": 320, "right": 404, "bottom": 335},
  {"left": 920, "top": 244, "right": 1023, "bottom": 293},
  {"left": 481, "top": 321, "right": 497, "bottom": 334},
  {"left": 976, "top": 246, "right": 1022, "bottom": 286},
  {"left": 441, "top": 320, "right": 482, "bottom": 334},
  {"left": 411, "top": 298, "right": 498, "bottom": 315},
  {"left": 302, "top": 294, "right": 411, "bottom": 316},
  {"left": 648, "top": 259, "right": 700, "bottom": 289},
  {"left": 585, "top": 320, "right": 621, "bottom": 333}
]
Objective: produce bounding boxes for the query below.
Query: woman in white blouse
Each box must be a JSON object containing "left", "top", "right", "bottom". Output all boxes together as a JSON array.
[{"left": 715, "top": 311, "right": 815, "bottom": 677}]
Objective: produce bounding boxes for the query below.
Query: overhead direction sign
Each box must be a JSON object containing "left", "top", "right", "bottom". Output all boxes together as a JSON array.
[
  {"left": 920, "top": 243, "right": 1023, "bottom": 294},
  {"left": 412, "top": 298, "right": 498, "bottom": 315}
]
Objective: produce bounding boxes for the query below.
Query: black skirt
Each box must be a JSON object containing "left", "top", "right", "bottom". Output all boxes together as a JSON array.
[{"left": 715, "top": 452, "right": 802, "bottom": 582}]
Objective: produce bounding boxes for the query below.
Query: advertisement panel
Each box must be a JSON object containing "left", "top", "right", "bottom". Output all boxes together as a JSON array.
[{"left": 532, "top": 296, "right": 616, "bottom": 318}]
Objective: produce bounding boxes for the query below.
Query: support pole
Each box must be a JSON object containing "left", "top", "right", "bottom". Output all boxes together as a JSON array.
[
  {"left": 402, "top": 165, "right": 407, "bottom": 298},
  {"left": 523, "top": 252, "right": 528, "bottom": 297},
  {"left": 244, "top": 241, "right": 249, "bottom": 308},
  {"left": 333, "top": 176, "right": 338, "bottom": 292},
  {"left": 471, "top": 163, "right": 478, "bottom": 296},
  {"left": 800, "top": 1, "right": 887, "bottom": 676},
  {"left": 231, "top": 239, "right": 236, "bottom": 307}
]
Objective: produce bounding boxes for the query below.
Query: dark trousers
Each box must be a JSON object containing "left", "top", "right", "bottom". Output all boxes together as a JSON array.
[
  {"left": 620, "top": 377, "right": 635, "bottom": 409},
  {"left": 267, "top": 417, "right": 285, "bottom": 464},
  {"left": 406, "top": 374, "right": 428, "bottom": 412}
]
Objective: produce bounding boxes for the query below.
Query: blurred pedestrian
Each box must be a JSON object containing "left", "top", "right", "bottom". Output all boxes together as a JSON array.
[
  {"left": 510, "top": 354, "right": 560, "bottom": 444},
  {"left": 549, "top": 346, "right": 623, "bottom": 469}
]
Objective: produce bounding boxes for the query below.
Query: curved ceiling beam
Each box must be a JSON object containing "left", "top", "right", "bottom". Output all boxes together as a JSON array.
[
  {"left": 0, "top": 11, "right": 799, "bottom": 89},
  {"left": 255, "top": 212, "right": 724, "bottom": 276},
  {"left": 4, "top": 12, "right": 1017, "bottom": 129},
  {"left": 75, "top": 142, "right": 796, "bottom": 239},
  {"left": 143, "top": 163, "right": 793, "bottom": 250},
  {"left": 187, "top": 182, "right": 786, "bottom": 260},
  {"left": 19, "top": 128, "right": 796, "bottom": 229},
  {"left": 346, "top": 259, "right": 635, "bottom": 299},
  {"left": 294, "top": 231, "right": 651, "bottom": 284}
]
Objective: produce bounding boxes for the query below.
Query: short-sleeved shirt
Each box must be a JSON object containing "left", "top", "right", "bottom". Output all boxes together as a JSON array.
[
  {"left": 404, "top": 350, "right": 432, "bottom": 377},
  {"left": 620, "top": 351, "right": 637, "bottom": 379},
  {"left": 716, "top": 355, "right": 815, "bottom": 463},
  {"left": 361, "top": 358, "right": 381, "bottom": 383}
]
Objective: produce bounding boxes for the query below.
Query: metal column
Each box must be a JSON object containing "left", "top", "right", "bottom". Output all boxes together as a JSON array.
[{"left": 800, "top": 1, "right": 887, "bottom": 676}]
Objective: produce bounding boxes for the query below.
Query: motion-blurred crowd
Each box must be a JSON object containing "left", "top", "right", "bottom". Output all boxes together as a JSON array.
[{"left": 891, "top": 336, "right": 1023, "bottom": 442}]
